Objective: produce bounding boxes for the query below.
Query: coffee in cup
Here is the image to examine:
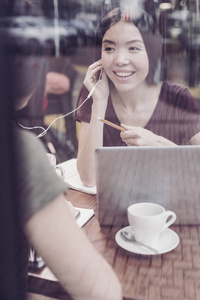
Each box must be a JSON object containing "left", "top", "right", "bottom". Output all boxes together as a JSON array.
[{"left": 127, "top": 202, "right": 176, "bottom": 248}]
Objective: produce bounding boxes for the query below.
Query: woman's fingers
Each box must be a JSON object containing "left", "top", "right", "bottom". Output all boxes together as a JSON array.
[
  {"left": 120, "top": 124, "right": 159, "bottom": 146},
  {"left": 88, "top": 60, "right": 102, "bottom": 74},
  {"left": 84, "top": 60, "right": 103, "bottom": 86},
  {"left": 120, "top": 125, "right": 144, "bottom": 146},
  {"left": 120, "top": 125, "right": 139, "bottom": 138},
  {"left": 83, "top": 60, "right": 109, "bottom": 103}
]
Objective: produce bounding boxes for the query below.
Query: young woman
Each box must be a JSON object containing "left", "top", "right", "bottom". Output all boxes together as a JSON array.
[{"left": 76, "top": 7, "right": 200, "bottom": 187}]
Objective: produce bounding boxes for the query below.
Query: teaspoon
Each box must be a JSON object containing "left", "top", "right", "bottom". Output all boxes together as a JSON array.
[{"left": 120, "top": 230, "right": 159, "bottom": 254}]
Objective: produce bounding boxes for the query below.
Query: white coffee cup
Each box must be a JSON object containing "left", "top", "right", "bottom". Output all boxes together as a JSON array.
[{"left": 127, "top": 202, "right": 176, "bottom": 248}]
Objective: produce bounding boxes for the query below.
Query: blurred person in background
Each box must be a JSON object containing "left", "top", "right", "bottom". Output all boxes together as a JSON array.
[
  {"left": 3, "top": 0, "right": 123, "bottom": 299},
  {"left": 44, "top": 54, "right": 78, "bottom": 162}
]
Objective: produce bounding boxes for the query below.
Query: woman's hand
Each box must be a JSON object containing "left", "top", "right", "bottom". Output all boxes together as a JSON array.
[
  {"left": 120, "top": 124, "right": 176, "bottom": 146},
  {"left": 83, "top": 60, "right": 109, "bottom": 106}
]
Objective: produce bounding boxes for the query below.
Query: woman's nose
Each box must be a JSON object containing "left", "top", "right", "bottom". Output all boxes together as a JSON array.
[{"left": 114, "top": 51, "right": 129, "bottom": 66}]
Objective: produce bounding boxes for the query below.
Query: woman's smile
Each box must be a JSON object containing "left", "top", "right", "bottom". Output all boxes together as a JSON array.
[{"left": 113, "top": 70, "right": 136, "bottom": 80}]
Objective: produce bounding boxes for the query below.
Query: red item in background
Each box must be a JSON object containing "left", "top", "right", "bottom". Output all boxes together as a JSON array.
[{"left": 43, "top": 93, "right": 48, "bottom": 111}]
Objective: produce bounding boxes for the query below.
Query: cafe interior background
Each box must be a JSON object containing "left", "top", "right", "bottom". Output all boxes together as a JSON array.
[
  {"left": 1, "top": 0, "right": 200, "bottom": 163},
  {"left": 0, "top": 0, "right": 200, "bottom": 296}
]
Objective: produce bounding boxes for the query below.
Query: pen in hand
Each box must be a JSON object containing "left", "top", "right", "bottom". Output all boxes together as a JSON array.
[{"left": 98, "top": 117, "right": 126, "bottom": 132}]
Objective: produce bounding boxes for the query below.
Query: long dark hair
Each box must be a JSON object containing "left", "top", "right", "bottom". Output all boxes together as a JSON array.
[{"left": 95, "top": 7, "right": 163, "bottom": 85}]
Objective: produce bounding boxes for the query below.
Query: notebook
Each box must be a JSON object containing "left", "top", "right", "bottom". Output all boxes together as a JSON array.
[{"left": 95, "top": 146, "right": 200, "bottom": 226}]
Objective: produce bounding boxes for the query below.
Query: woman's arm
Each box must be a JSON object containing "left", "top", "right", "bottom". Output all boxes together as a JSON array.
[
  {"left": 24, "top": 194, "right": 122, "bottom": 300},
  {"left": 77, "top": 61, "right": 110, "bottom": 187},
  {"left": 77, "top": 119, "right": 104, "bottom": 187}
]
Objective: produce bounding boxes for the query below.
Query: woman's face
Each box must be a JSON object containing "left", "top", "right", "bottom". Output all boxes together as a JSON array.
[{"left": 101, "top": 21, "right": 149, "bottom": 93}]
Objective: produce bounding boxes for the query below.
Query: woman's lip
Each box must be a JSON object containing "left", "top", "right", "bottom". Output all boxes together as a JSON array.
[{"left": 113, "top": 70, "right": 135, "bottom": 80}]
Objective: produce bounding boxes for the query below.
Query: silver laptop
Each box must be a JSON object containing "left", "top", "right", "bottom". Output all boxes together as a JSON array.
[{"left": 95, "top": 146, "right": 200, "bottom": 226}]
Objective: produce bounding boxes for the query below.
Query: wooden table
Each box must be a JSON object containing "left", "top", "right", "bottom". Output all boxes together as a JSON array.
[{"left": 28, "top": 189, "right": 200, "bottom": 300}]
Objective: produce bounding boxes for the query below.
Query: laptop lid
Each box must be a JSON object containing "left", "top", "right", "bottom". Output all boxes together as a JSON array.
[{"left": 95, "top": 146, "right": 200, "bottom": 226}]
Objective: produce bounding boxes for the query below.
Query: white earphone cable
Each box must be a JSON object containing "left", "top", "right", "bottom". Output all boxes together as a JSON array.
[{"left": 18, "top": 71, "right": 102, "bottom": 138}]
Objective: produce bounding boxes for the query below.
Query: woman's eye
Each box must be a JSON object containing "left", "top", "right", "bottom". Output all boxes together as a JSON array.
[
  {"left": 129, "top": 47, "right": 140, "bottom": 52},
  {"left": 104, "top": 47, "right": 115, "bottom": 52}
]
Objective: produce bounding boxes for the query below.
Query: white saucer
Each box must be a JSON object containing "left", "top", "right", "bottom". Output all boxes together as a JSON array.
[{"left": 115, "top": 226, "right": 179, "bottom": 255}]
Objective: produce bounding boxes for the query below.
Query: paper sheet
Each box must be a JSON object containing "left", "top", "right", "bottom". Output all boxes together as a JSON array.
[
  {"left": 75, "top": 206, "right": 95, "bottom": 227},
  {"left": 57, "top": 158, "right": 97, "bottom": 195}
]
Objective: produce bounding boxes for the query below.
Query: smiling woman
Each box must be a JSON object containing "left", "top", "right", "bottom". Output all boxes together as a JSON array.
[{"left": 75, "top": 5, "right": 200, "bottom": 187}]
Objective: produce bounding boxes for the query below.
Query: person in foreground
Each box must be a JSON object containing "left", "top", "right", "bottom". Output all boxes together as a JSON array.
[
  {"left": 75, "top": 6, "right": 200, "bottom": 187},
  {"left": 10, "top": 11, "right": 122, "bottom": 300}
]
